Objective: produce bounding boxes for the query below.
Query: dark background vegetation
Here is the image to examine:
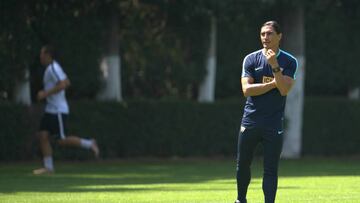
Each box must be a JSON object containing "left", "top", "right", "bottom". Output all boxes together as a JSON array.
[{"left": 1, "top": 0, "right": 359, "bottom": 160}]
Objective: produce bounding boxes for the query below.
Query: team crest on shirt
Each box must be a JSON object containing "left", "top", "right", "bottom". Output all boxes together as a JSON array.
[{"left": 262, "top": 76, "right": 274, "bottom": 83}]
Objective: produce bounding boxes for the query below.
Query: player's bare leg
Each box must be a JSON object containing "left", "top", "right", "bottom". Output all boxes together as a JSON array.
[
  {"left": 33, "top": 131, "right": 54, "bottom": 175},
  {"left": 57, "top": 135, "right": 100, "bottom": 158},
  {"left": 57, "top": 136, "right": 81, "bottom": 146},
  {"left": 90, "top": 139, "right": 100, "bottom": 158}
]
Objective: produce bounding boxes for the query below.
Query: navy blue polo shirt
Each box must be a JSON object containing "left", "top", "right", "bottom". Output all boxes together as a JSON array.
[{"left": 241, "top": 49, "right": 298, "bottom": 131}]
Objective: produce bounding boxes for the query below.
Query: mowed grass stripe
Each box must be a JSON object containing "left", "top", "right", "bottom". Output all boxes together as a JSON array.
[{"left": 0, "top": 158, "right": 359, "bottom": 203}]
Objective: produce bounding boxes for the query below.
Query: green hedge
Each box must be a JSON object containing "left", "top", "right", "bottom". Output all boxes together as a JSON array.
[
  {"left": 65, "top": 100, "right": 243, "bottom": 159},
  {"left": 0, "top": 103, "right": 35, "bottom": 160},
  {"left": 302, "top": 97, "right": 360, "bottom": 155},
  {"left": 1, "top": 98, "right": 359, "bottom": 160},
  {"left": 0, "top": 100, "right": 243, "bottom": 160}
]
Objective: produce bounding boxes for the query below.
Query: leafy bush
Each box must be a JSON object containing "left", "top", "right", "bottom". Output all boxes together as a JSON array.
[{"left": 1, "top": 98, "right": 360, "bottom": 160}]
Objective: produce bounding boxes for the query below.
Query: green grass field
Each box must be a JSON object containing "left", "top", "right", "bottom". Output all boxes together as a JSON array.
[{"left": 0, "top": 158, "right": 359, "bottom": 203}]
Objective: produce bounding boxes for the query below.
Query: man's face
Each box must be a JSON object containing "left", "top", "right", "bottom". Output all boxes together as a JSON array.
[
  {"left": 260, "top": 25, "right": 282, "bottom": 50},
  {"left": 40, "top": 48, "right": 47, "bottom": 65},
  {"left": 39, "top": 47, "right": 49, "bottom": 66}
]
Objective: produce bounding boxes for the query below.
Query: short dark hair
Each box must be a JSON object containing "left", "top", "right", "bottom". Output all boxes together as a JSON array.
[
  {"left": 262, "top": 21, "right": 282, "bottom": 34},
  {"left": 42, "top": 44, "right": 56, "bottom": 59}
]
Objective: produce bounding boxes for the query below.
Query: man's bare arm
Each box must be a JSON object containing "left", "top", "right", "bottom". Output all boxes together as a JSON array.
[
  {"left": 241, "top": 77, "right": 277, "bottom": 97},
  {"left": 37, "top": 79, "right": 71, "bottom": 100},
  {"left": 273, "top": 72, "right": 294, "bottom": 96},
  {"left": 264, "top": 49, "right": 295, "bottom": 96}
]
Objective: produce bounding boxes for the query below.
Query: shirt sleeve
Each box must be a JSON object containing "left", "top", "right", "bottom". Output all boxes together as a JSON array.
[
  {"left": 241, "top": 54, "right": 254, "bottom": 78},
  {"left": 51, "top": 64, "right": 67, "bottom": 82},
  {"left": 282, "top": 58, "right": 298, "bottom": 79}
]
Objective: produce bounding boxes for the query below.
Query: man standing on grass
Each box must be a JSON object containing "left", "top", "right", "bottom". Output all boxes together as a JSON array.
[
  {"left": 33, "top": 44, "right": 100, "bottom": 175},
  {"left": 235, "top": 21, "right": 298, "bottom": 203}
]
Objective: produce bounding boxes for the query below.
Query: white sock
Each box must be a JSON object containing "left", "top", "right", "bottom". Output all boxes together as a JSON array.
[
  {"left": 43, "top": 156, "right": 54, "bottom": 171},
  {"left": 80, "top": 139, "right": 93, "bottom": 149}
]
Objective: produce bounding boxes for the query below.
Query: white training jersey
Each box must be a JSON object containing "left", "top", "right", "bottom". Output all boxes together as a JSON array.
[{"left": 43, "top": 60, "right": 69, "bottom": 114}]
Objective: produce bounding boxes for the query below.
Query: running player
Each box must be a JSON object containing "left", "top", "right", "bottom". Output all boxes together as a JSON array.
[{"left": 33, "top": 45, "right": 100, "bottom": 175}]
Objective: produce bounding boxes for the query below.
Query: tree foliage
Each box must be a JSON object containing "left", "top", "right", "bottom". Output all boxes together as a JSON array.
[
  {"left": 1, "top": 0, "right": 109, "bottom": 100},
  {"left": 304, "top": 0, "right": 360, "bottom": 95},
  {"left": 119, "top": 0, "right": 209, "bottom": 99},
  {"left": 1, "top": 0, "right": 359, "bottom": 101}
]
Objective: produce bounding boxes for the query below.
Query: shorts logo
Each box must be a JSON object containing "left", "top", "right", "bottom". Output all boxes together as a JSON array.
[
  {"left": 255, "top": 66, "right": 263, "bottom": 71},
  {"left": 262, "top": 76, "right": 274, "bottom": 83},
  {"left": 240, "top": 126, "right": 246, "bottom": 133}
]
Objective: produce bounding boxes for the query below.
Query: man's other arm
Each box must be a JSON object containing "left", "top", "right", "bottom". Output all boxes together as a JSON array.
[
  {"left": 37, "top": 79, "right": 71, "bottom": 101},
  {"left": 241, "top": 77, "right": 276, "bottom": 97}
]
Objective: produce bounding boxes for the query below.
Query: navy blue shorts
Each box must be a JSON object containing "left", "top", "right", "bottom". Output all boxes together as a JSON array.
[{"left": 39, "top": 113, "right": 68, "bottom": 139}]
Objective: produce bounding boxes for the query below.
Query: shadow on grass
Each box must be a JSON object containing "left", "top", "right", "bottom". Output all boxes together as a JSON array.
[{"left": 0, "top": 158, "right": 358, "bottom": 194}]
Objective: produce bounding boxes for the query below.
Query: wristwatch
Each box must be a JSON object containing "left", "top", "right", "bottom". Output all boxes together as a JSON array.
[{"left": 272, "top": 66, "right": 281, "bottom": 73}]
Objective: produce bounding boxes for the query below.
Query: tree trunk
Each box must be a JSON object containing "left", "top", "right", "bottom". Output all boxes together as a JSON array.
[
  {"left": 348, "top": 87, "right": 359, "bottom": 100},
  {"left": 97, "top": 12, "right": 122, "bottom": 102},
  {"left": 15, "top": 67, "right": 31, "bottom": 106},
  {"left": 198, "top": 16, "right": 217, "bottom": 103},
  {"left": 282, "top": 5, "right": 305, "bottom": 158}
]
